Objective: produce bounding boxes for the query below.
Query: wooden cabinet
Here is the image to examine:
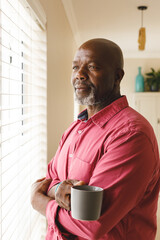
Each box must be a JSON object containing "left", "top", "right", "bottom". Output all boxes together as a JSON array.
[{"left": 131, "top": 92, "right": 160, "bottom": 240}]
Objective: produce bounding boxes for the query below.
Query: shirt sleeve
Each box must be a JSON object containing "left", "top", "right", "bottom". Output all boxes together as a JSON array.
[
  {"left": 46, "top": 130, "right": 65, "bottom": 191},
  {"left": 46, "top": 121, "right": 79, "bottom": 191},
  {"left": 46, "top": 158, "right": 61, "bottom": 191},
  {"left": 46, "top": 137, "right": 63, "bottom": 191},
  {"left": 46, "top": 130, "right": 157, "bottom": 239}
]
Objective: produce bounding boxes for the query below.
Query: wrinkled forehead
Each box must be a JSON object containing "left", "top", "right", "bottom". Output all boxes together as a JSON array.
[
  {"left": 73, "top": 46, "right": 113, "bottom": 64},
  {"left": 74, "top": 48, "right": 99, "bottom": 60},
  {"left": 73, "top": 40, "right": 124, "bottom": 68}
]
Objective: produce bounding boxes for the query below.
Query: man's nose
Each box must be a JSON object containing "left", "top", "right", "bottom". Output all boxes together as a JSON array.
[{"left": 76, "top": 67, "right": 87, "bottom": 81}]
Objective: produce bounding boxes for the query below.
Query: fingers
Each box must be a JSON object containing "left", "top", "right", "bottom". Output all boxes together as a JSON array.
[
  {"left": 58, "top": 180, "right": 73, "bottom": 195},
  {"left": 54, "top": 179, "right": 86, "bottom": 211},
  {"left": 35, "top": 177, "right": 46, "bottom": 182},
  {"left": 32, "top": 178, "right": 52, "bottom": 196},
  {"left": 55, "top": 180, "right": 73, "bottom": 211},
  {"left": 56, "top": 194, "right": 71, "bottom": 211},
  {"left": 35, "top": 177, "right": 52, "bottom": 183},
  {"left": 74, "top": 180, "right": 86, "bottom": 186},
  {"left": 34, "top": 178, "right": 51, "bottom": 188}
]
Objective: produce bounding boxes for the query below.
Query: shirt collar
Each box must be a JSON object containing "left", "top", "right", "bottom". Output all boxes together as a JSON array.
[
  {"left": 78, "top": 109, "right": 88, "bottom": 121},
  {"left": 77, "top": 96, "right": 129, "bottom": 127}
]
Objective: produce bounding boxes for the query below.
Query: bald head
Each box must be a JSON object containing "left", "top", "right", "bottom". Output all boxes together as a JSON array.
[
  {"left": 72, "top": 38, "right": 124, "bottom": 109},
  {"left": 79, "top": 38, "right": 124, "bottom": 70}
]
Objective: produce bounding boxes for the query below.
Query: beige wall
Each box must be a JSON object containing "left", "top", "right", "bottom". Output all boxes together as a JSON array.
[
  {"left": 157, "top": 197, "right": 160, "bottom": 240},
  {"left": 40, "top": 0, "right": 77, "bottom": 161}
]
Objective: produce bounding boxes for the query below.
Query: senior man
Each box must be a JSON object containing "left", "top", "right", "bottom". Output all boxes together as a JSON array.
[{"left": 31, "top": 38, "right": 160, "bottom": 240}]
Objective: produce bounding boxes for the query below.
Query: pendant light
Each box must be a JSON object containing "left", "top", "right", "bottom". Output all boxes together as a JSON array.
[{"left": 137, "top": 6, "right": 148, "bottom": 51}]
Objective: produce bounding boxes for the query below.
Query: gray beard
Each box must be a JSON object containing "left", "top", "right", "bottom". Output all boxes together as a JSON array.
[
  {"left": 73, "top": 80, "right": 111, "bottom": 106},
  {"left": 74, "top": 86, "right": 109, "bottom": 106},
  {"left": 74, "top": 87, "right": 99, "bottom": 105},
  {"left": 74, "top": 89, "right": 113, "bottom": 107}
]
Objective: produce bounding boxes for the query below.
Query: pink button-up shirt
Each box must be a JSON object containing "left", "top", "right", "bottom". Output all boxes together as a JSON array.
[{"left": 46, "top": 96, "right": 160, "bottom": 240}]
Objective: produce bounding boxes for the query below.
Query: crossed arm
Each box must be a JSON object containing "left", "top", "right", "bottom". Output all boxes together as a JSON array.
[
  {"left": 31, "top": 132, "right": 156, "bottom": 239},
  {"left": 31, "top": 178, "right": 85, "bottom": 216}
]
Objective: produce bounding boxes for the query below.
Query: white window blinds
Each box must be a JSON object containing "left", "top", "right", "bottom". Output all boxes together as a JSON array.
[{"left": 0, "top": 0, "right": 47, "bottom": 239}]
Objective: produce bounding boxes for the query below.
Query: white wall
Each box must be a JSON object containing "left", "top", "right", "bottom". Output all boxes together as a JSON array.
[
  {"left": 79, "top": 58, "right": 160, "bottom": 113},
  {"left": 121, "top": 58, "right": 160, "bottom": 106}
]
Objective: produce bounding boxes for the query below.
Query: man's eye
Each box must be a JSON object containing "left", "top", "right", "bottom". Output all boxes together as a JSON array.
[
  {"left": 88, "top": 65, "right": 98, "bottom": 70},
  {"left": 72, "top": 66, "right": 78, "bottom": 70}
]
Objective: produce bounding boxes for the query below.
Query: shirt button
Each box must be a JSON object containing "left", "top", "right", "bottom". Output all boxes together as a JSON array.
[
  {"left": 78, "top": 130, "right": 83, "bottom": 134},
  {"left": 49, "top": 225, "right": 54, "bottom": 229}
]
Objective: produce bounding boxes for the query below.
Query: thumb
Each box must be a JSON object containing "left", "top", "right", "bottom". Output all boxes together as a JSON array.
[{"left": 74, "top": 180, "right": 86, "bottom": 186}]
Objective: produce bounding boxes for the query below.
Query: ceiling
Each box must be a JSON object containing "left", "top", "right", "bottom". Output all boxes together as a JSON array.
[{"left": 61, "top": 0, "right": 160, "bottom": 58}]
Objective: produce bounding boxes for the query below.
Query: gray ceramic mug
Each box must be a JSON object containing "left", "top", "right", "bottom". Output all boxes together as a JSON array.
[{"left": 71, "top": 185, "right": 103, "bottom": 221}]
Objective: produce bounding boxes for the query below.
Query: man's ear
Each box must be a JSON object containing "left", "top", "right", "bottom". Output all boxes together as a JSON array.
[
  {"left": 114, "top": 69, "right": 124, "bottom": 92},
  {"left": 116, "top": 68, "right": 125, "bottom": 82}
]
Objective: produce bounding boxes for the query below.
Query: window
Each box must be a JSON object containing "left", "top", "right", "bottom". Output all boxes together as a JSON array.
[{"left": 0, "top": 0, "right": 47, "bottom": 239}]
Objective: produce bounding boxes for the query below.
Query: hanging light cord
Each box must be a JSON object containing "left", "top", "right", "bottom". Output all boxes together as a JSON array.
[
  {"left": 141, "top": 10, "right": 143, "bottom": 27},
  {"left": 138, "top": 5, "right": 148, "bottom": 27}
]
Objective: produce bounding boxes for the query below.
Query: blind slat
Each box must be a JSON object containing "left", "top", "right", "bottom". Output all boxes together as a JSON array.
[{"left": 1, "top": 112, "right": 46, "bottom": 127}]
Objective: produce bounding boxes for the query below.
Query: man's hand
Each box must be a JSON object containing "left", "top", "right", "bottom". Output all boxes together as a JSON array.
[
  {"left": 54, "top": 180, "right": 85, "bottom": 211},
  {"left": 31, "top": 177, "right": 53, "bottom": 216}
]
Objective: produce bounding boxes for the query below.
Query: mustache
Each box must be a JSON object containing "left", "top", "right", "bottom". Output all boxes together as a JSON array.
[{"left": 73, "top": 80, "right": 95, "bottom": 89}]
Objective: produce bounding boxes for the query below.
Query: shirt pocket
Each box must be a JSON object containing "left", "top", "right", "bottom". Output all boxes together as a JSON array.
[{"left": 68, "top": 157, "right": 93, "bottom": 184}]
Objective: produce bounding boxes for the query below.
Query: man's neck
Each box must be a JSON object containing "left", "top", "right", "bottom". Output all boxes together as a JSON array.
[{"left": 87, "top": 94, "right": 121, "bottom": 119}]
